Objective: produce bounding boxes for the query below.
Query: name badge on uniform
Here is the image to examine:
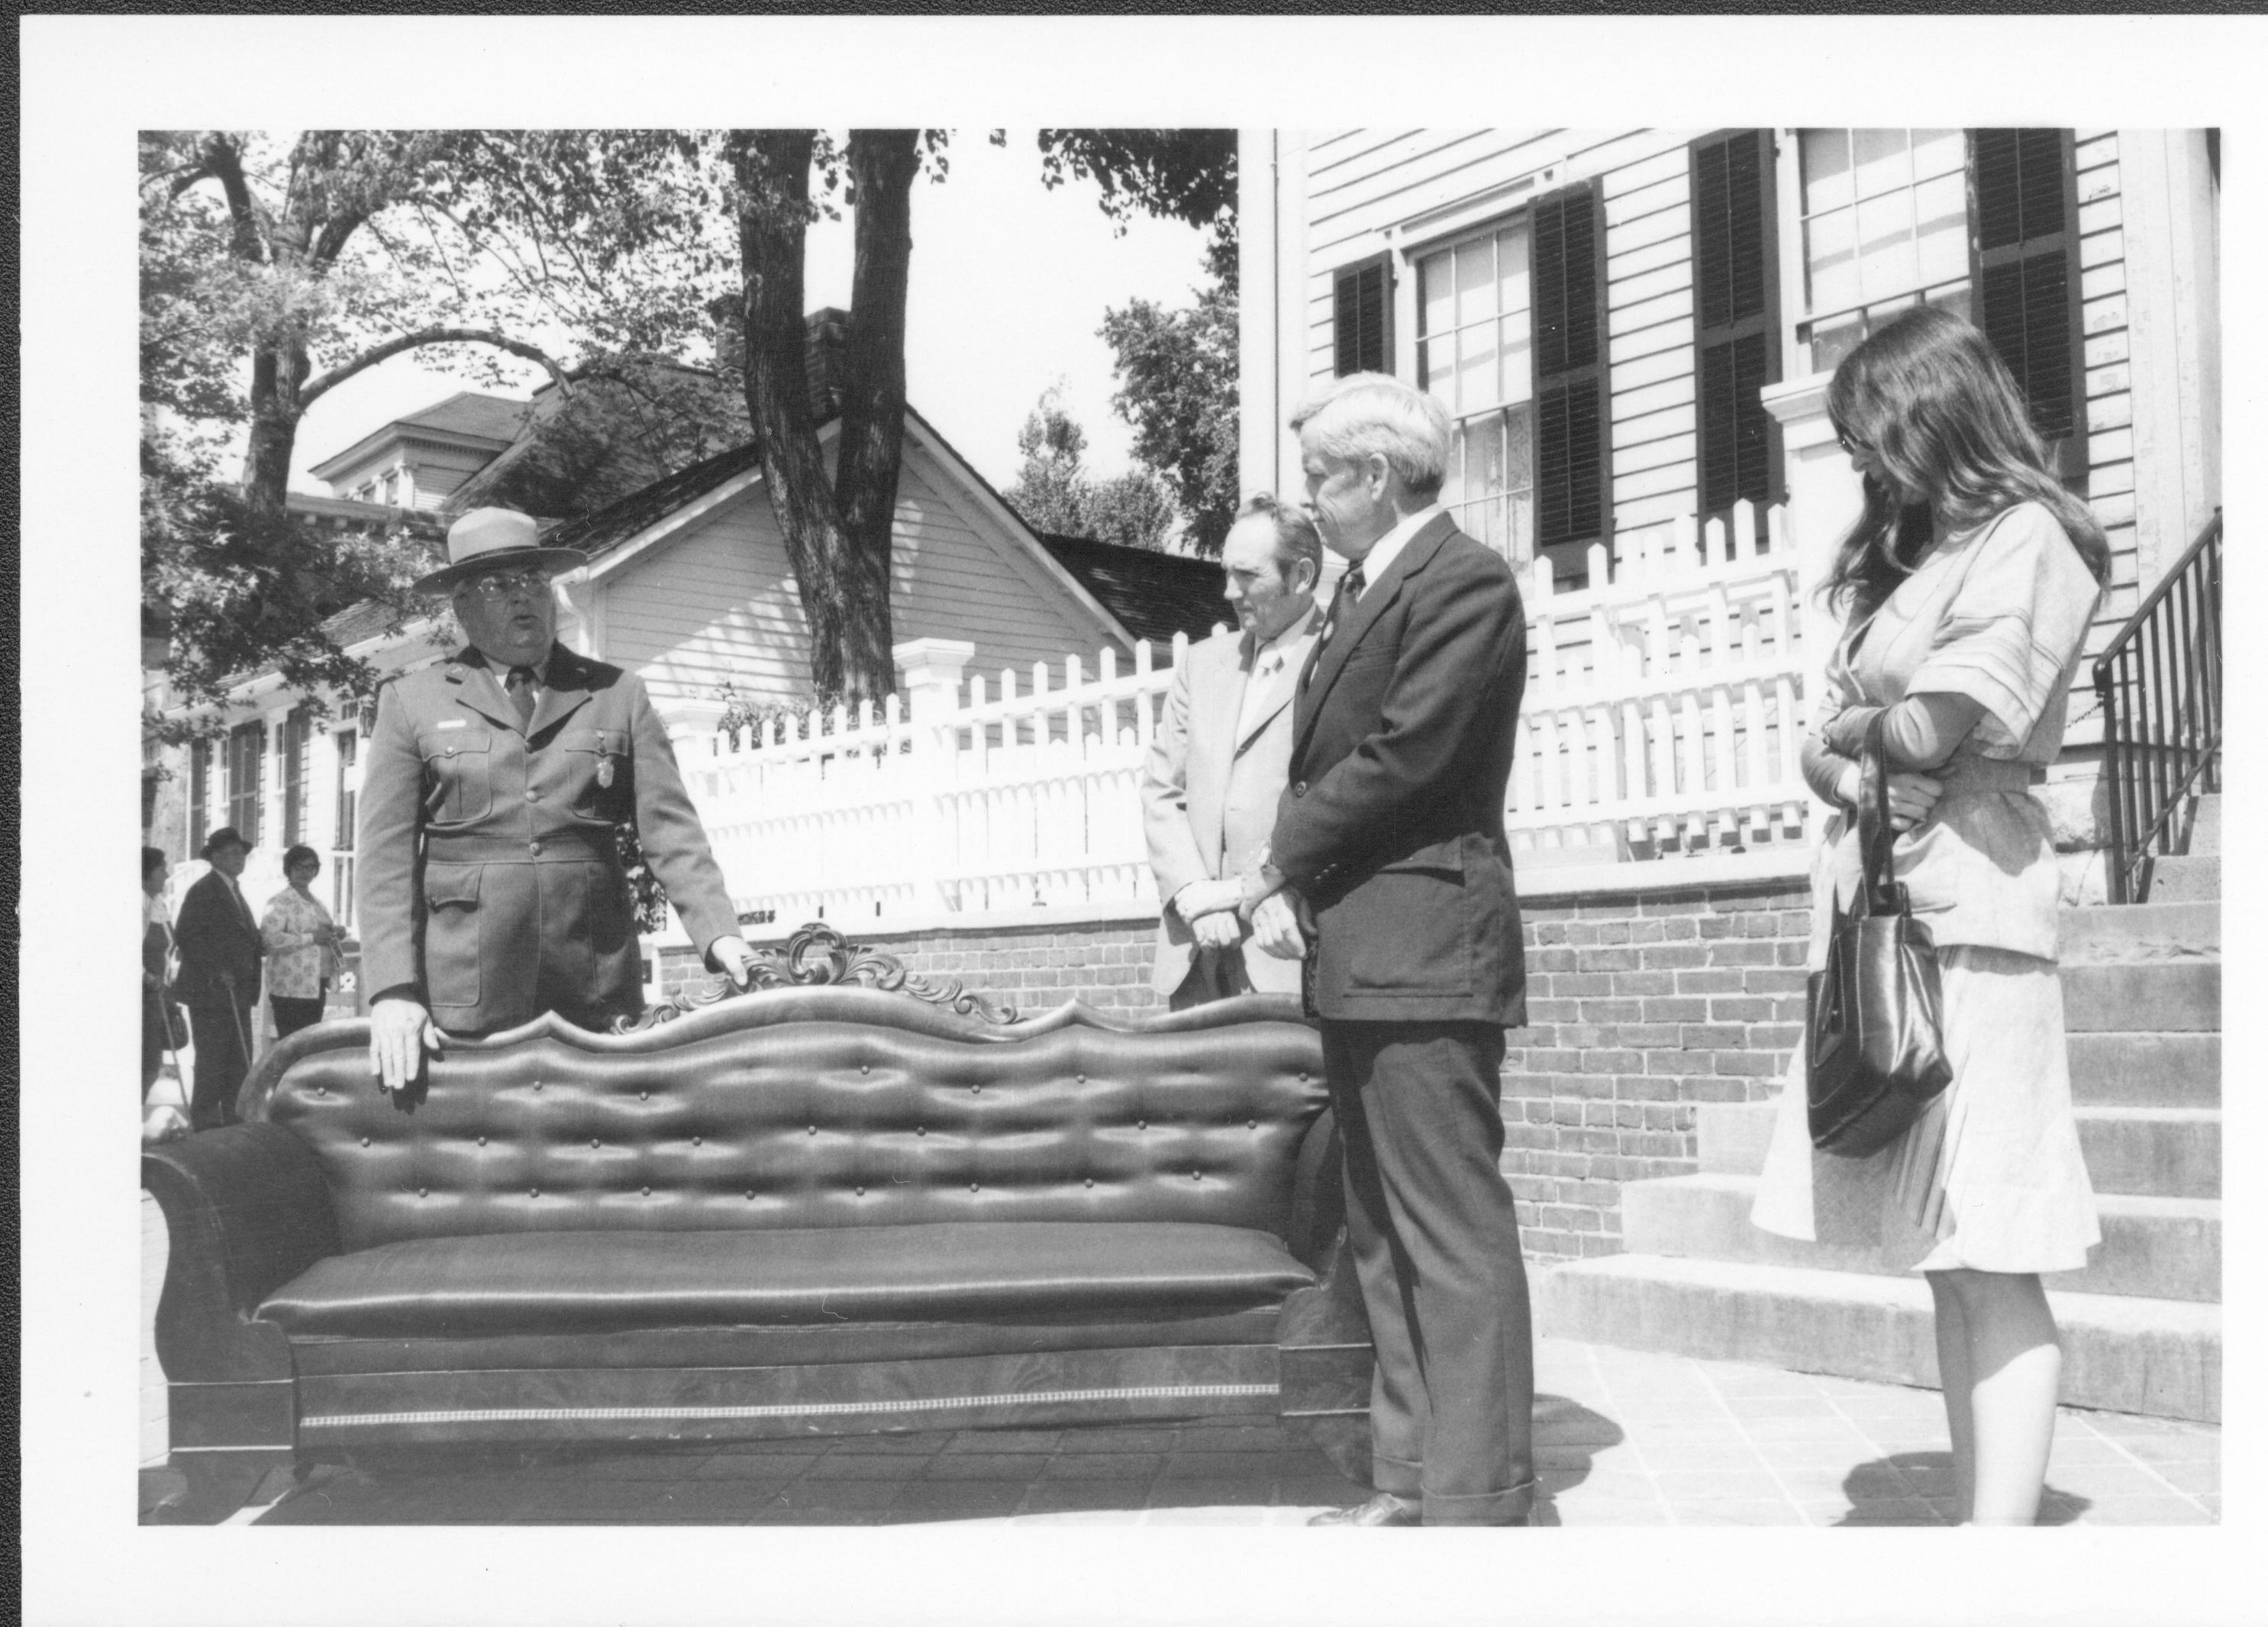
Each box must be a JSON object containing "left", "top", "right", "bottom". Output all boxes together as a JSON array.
[
  {"left": 437, "top": 718, "right": 467, "bottom": 730},
  {"left": 597, "top": 758, "right": 616, "bottom": 789}
]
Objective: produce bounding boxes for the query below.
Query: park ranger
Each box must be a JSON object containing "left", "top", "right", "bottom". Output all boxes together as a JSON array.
[{"left": 360, "top": 507, "right": 758, "bottom": 1090}]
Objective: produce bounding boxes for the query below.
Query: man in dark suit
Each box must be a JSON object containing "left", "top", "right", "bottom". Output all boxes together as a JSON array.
[
  {"left": 360, "top": 508, "right": 757, "bottom": 1092},
  {"left": 1250, "top": 372, "right": 1534, "bottom": 1527},
  {"left": 173, "top": 825, "right": 266, "bottom": 1129}
]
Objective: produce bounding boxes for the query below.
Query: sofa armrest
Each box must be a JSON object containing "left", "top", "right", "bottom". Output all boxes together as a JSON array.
[{"left": 142, "top": 1122, "right": 338, "bottom": 1382}]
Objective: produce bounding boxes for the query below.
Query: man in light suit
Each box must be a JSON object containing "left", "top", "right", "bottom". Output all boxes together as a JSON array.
[
  {"left": 1140, "top": 496, "right": 1322, "bottom": 1008},
  {"left": 360, "top": 508, "right": 759, "bottom": 1091},
  {"left": 1250, "top": 373, "right": 1534, "bottom": 1527}
]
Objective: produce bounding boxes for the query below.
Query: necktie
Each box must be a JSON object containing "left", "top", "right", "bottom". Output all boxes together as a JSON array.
[
  {"left": 505, "top": 665, "right": 538, "bottom": 728},
  {"left": 1305, "top": 563, "right": 1367, "bottom": 686}
]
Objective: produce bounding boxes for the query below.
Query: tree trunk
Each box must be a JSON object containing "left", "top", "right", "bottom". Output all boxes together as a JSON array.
[
  {"left": 241, "top": 337, "right": 308, "bottom": 525},
  {"left": 831, "top": 131, "right": 921, "bottom": 701},
  {"left": 729, "top": 130, "right": 863, "bottom": 704}
]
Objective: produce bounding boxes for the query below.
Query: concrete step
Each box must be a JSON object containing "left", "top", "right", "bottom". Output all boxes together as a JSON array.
[
  {"left": 2077, "top": 1106, "right": 2221, "bottom": 1199},
  {"left": 1623, "top": 1174, "right": 2220, "bottom": 1303},
  {"left": 1699, "top": 1099, "right": 2220, "bottom": 1197},
  {"left": 2147, "top": 854, "right": 2221, "bottom": 903},
  {"left": 2061, "top": 960, "right": 2220, "bottom": 1031},
  {"left": 1539, "top": 1253, "right": 2221, "bottom": 1421},
  {"left": 2188, "top": 793, "right": 2221, "bottom": 857},
  {"left": 2059, "top": 900, "right": 2220, "bottom": 963},
  {"left": 2069, "top": 1031, "right": 2220, "bottom": 1108}
]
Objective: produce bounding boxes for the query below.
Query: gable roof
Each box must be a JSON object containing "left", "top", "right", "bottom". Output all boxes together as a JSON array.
[
  {"left": 542, "top": 440, "right": 765, "bottom": 560},
  {"left": 1033, "top": 534, "right": 1226, "bottom": 647}
]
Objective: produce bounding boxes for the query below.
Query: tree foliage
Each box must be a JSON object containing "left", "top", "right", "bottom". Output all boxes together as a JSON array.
[
  {"left": 1100, "top": 283, "right": 1240, "bottom": 557},
  {"left": 140, "top": 128, "right": 727, "bottom": 709},
  {"left": 1002, "top": 390, "right": 1177, "bottom": 554},
  {"left": 1034, "top": 129, "right": 1239, "bottom": 289}
]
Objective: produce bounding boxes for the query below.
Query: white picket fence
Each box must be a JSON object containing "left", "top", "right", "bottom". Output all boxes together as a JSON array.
[
  {"left": 1511, "top": 501, "right": 1810, "bottom": 860},
  {"left": 685, "top": 500, "right": 1810, "bottom": 924}
]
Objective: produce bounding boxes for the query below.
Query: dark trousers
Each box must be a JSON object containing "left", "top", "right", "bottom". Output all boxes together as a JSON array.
[
  {"left": 186, "top": 1000, "right": 253, "bottom": 1131},
  {"left": 1323, "top": 1018, "right": 1535, "bottom": 1525},
  {"left": 269, "top": 992, "right": 328, "bottom": 1040},
  {"left": 1167, "top": 945, "right": 1255, "bottom": 1011}
]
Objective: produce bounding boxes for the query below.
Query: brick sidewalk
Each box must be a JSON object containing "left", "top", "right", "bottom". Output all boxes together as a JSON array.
[{"left": 140, "top": 1192, "right": 2217, "bottom": 1528}]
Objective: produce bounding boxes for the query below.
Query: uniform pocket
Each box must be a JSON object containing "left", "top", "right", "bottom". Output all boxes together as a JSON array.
[
  {"left": 421, "top": 861, "right": 482, "bottom": 1004},
  {"left": 563, "top": 728, "right": 633, "bottom": 819},
  {"left": 418, "top": 729, "right": 494, "bottom": 825}
]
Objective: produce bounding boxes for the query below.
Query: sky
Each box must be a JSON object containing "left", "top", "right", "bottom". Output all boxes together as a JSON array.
[{"left": 288, "top": 133, "right": 1218, "bottom": 497}]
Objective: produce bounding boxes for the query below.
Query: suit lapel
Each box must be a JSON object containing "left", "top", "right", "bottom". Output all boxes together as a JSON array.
[
  {"left": 1234, "top": 614, "right": 1319, "bottom": 757},
  {"left": 1293, "top": 513, "right": 1457, "bottom": 757}
]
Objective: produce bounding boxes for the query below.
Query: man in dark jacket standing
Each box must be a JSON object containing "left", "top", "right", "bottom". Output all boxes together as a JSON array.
[
  {"left": 173, "top": 825, "right": 265, "bottom": 1128},
  {"left": 1252, "top": 373, "right": 1534, "bottom": 1527},
  {"left": 360, "top": 508, "right": 757, "bottom": 1091}
]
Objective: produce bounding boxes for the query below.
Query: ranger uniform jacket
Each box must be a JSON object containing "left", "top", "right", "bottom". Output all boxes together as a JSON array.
[{"left": 356, "top": 644, "right": 741, "bottom": 1035}]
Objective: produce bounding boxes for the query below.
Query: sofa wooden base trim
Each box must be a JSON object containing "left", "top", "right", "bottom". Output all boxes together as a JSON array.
[{"left": 304, "top": 1381, "right": 1281, "bottom": 1433}]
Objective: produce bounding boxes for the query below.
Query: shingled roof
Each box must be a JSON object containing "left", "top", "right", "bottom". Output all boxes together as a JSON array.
[{"left": 1034, "top": 533, "right": 1226, "bottom": 648}]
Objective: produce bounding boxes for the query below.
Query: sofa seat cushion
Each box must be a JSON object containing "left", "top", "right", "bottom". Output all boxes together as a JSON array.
[{"left": 258, "top": 1221, "right": 1318, "bottom": 1340}]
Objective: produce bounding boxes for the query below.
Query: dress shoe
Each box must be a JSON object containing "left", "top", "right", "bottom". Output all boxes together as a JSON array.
[{"left": 1309, "top": 1491, "right": 1424, "bottom": 1527}]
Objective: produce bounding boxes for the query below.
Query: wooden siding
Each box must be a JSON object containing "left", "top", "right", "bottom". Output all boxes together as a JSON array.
[
  {"left": 1298, "top": 129, "right": 1703, "bottom": 545},
  {"left": 600, "top": 448, "right": 1124, "bottom": 711}
]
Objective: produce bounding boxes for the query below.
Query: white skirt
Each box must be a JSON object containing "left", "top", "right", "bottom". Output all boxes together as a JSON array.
[{"left": 1750, "top": 944, "right": 2101, "bottom": 1275}]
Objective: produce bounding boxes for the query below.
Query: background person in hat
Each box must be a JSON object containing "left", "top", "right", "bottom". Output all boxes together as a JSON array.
[
  {"left": 172, "top": 825, "right": 265, "bottom": 1128},
  {"left": 359, "top": 507, "right": 758, "bottom": 1090}
]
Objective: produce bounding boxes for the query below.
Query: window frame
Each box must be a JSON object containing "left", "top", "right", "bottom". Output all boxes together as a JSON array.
[
  {"left": 226, "top": 718, "right": 266, "bottom": 847},
  {"left": 332, "top": 725, "right": 360, "bottom": 931},
  {"left": 187, "top": 738, "right": 210, "bottom": 858},
  {"left": 1410, "top": 211, "right": 1539, "bottom": 573},
  {"left": 1787, "top": 128, "right": 1975, "bottom": 375}
]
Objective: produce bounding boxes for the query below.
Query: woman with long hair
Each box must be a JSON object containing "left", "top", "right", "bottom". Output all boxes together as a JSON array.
[{"left": 1752, "top": 305, "right": 2110, "bottom": 1524}]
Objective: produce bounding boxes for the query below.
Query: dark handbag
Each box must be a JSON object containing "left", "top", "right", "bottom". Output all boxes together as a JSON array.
[{"left": 1805, "top": 715, "right": 1954, "bottom": 1157}]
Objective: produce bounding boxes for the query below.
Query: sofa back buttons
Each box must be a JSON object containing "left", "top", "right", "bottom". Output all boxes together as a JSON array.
[
  {"left": 969, "top": 1182, "right": 979, "bottom": 1193},
  {"left": 807, "top": 1125, "right": 817, "bottom": 1136},
  {"left": 528, "top": 1186, "right": 540, "bottom": 1198},
  {"left": 860, "top": 1064, "right": 869, "bottom": 1075},
  {"left": 915, "top": 1125, "right": 926, "bottom": 1137},
  {"left": 1076, "top": 1073, "right": 1086, "bottom": 1084},
  {"left": 692, "top": 1135, "right": 702, "bottom": 1147},
  {"left": 638, "top": 1089, "right": 649, "bottom": 1100},
  {"left": 855, "top": 1185, "right": 864, "bottom": 1196},
  {"left": 477, "top": 1135, "right": 487, "bottom": 1147},
  {"left": 1137, "top": 1119, "right": 1147, "bottom": 1130},
  {"left": 1248, "top": 1119, "right": 1259, "bottom": 1130},
  {"left": 1084, "top": 1177, "right": 1094, "bottom": 1188},
  {"left": 360, "top": 1136, "right": 370, "bottom": 1147},
  {"left": 591, "top": 1138, "right": 600, "bottom": 1148},
  {"left": 418, "top": 1186, "right": 427, "bottom": 1197},
  {"left": 642, "top": 1186, "right": 651, "bottom": 1196}
]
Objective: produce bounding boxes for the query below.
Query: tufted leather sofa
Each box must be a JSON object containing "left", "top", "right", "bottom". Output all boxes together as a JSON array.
[{"left": 143, "top": 979, "right": 1373, "bottom": 1519}]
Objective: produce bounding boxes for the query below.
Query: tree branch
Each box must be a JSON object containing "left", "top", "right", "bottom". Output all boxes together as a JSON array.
[{"left": 299, "top": 328, "right": 572, "bottom": 410}]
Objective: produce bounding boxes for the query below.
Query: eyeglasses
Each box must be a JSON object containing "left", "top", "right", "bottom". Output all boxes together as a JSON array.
[
  {"left": 1836, "top": 429, "right": 1873, "bottom": 457},
  {"left": 462, "top": 570, "right": 550, "bottom": 601}
]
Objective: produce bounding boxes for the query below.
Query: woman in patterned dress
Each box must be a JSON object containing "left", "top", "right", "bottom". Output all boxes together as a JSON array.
[
  {"left": 1751, "top": 307, "right": 2111, "bottom": 1524},
  {"left": 260, "top": 844, "right": 344, "bottom": 1040}
]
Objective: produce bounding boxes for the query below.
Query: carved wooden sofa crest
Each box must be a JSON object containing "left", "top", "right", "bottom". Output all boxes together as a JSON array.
[{"left": 143, "top": 926, "right": 1373, "bottom": 1519}]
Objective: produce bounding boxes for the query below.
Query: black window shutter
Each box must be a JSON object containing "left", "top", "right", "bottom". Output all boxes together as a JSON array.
[
  {"left": 1333, "top": 259, "right": 1389, "bottom": 376},
  {"left": 1970, "top": 129, "right": 2085, "bottom": 479},
  {"left": 1531, "top": 180, "right": 1610, "bottom": 555},
  {"left": 1690, "top": 129, "right": 1782, "bottom": 521}
]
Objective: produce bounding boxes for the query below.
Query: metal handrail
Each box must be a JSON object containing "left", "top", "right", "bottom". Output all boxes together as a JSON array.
[{"left": 2091, "top": 510, "right": 2222, "bottom": 904}]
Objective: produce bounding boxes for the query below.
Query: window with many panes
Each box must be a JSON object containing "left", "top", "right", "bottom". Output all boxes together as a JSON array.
[
  {"left": 1797, "top": 128, "right": 1972, "bottom": 373},
  {"left": 281, "top": 707, "right": 311, "bottom": 846},
  {"left": 226, "top": 720, "right": 265, "bottom": 846},
  {"left": 1416, "top": 218, "right": 1536, "bottom": 570},
  {"left": 1796, "top": 127, "right": 2083, "bottom": 479},
  {"left": 332, "top": 728, "right": 359, "bottom": 930},
  {"left": 1408, "top": 182, "right": 1608, "bottom": 588}
]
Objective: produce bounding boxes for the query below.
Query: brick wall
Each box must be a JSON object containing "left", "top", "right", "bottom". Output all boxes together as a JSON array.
[
  {"left": 658, "top": 876, "right": 1813, "bottom": 1268},
  {"left": 657, "top": 917, "right": 1166, "bottom": 1020},
  {"left": 1504, "top": 880, "right": 1811, "bottom": 1264}
]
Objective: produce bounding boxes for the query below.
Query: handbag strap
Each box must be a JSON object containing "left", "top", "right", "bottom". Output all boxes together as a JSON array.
[{"left": 1853, "top": 712, "right": 1904, "bottom": 915}]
